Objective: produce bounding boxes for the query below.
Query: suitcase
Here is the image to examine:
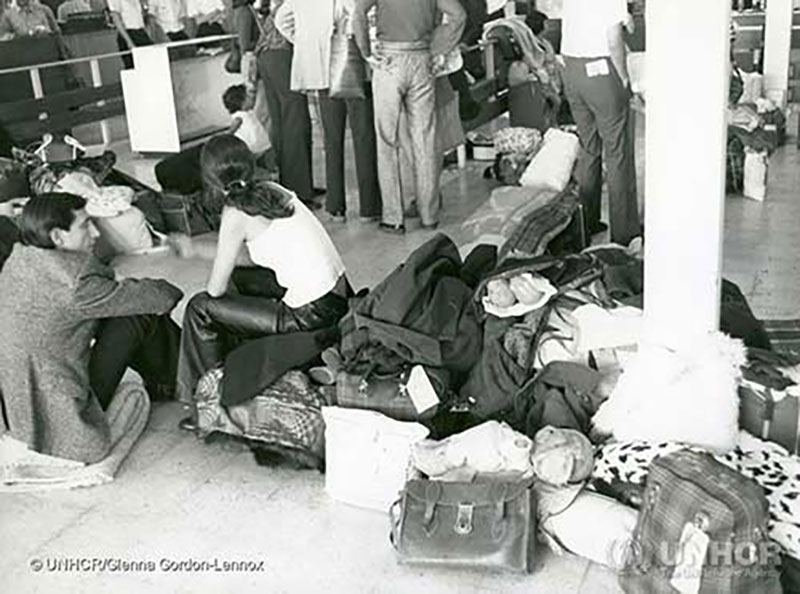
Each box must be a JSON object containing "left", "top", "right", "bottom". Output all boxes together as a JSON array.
[
  {"left": 621, "top": 449, "right": 781, "bottom": 594},
  {"left": 739, "top": 381, "right": 800, "bottom": 455}
]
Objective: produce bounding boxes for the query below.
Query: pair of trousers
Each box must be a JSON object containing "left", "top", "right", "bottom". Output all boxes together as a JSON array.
[
  {"left": 175, "top": 270, "right": 349, "bottom": 404},
  {"left": 318, "top": 89, "right": 381, "bottom": 218},
  {"left": 257, "top": 49, "right": 313, "bottom": 201},
  {"left": 371, "top": 42, "right": 438, "bottom": 227},
  {"left": 89, "top": 313, "right": 181, "bottom": 410},
  {"left": 563, "top": 56, "right": 640, "bottom": 247},
  {"left": 117, "top": 29, "right": 154, "bottom": 69}
]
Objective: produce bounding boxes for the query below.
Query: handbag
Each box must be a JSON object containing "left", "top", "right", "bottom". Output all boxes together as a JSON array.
[
  {"left": 390, "top": 479, "right": 538, "bottom": 573},
  {"left": 158, "top": 191, "right": 220, "bottom": 236},
  {"left": 0, "top": 157, "right": 30, "bottom": 200},
  {"left": 335, "top": 365, "right": 449, "bottom": 422},
  {"left": 329, "top": 34, "right": 366, "bottom": 100}
]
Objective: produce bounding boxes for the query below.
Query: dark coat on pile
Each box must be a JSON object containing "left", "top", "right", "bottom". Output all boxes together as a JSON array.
[{"left": 340, "top": 233, "right": 482, "bottom": 379}]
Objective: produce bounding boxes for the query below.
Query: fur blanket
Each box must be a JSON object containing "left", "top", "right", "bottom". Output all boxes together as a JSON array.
[{"left": 592, "top": 332, "right": 746, "bottom": 453}]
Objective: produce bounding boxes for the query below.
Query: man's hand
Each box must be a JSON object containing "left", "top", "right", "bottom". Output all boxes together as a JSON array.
[
  {"left": 167, "top": 233, "right": 195, "bottom": 259},
  {"left": 364, "top": 54, "right": 385, "bottom": 71}
]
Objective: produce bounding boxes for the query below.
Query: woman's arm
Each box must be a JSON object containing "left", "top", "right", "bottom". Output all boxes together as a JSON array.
[
  {"left": 227, "top": 116, "right": 243, "bottom": 135},
  {"left": 207, "top": 207, "right": 249, "bottom": 297}
]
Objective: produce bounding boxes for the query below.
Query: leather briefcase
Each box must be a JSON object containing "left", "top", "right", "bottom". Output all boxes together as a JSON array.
[{"left": 390, "top": 479, "right": 537, "bottom": 573}]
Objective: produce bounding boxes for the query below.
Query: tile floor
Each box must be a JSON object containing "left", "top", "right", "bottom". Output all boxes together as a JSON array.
[{"left": 1, "top": 110, "right": 799, "bottom": 594}]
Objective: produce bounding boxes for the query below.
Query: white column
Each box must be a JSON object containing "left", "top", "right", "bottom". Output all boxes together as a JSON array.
[
  {"left": 763, "top": 0, "right": 793, "bottom": 106},
  {"left": 642, "top": 0, "right": 731, "bottom": 348}
]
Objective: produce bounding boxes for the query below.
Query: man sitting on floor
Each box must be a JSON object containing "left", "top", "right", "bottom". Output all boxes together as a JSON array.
[{"left": 0, "top": 194, "right": 184, "bottom": 463}]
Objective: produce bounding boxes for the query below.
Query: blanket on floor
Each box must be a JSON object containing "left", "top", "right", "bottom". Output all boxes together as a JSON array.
[
  {"left": 0, "top": 382, "right": 150, "bottom": 492},
  {"left": 592, "top": 431, "right": 800, "bottom": 561}
]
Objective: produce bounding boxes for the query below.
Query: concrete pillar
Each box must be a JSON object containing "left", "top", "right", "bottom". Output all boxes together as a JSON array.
[
  {"left": 763, "top": 0, "right": 793, "bottom": 106},
  {"left": 642, "top": 0, "right": 731, "bottom": 348}
]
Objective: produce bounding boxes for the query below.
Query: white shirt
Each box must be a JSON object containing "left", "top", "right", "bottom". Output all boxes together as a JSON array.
[
  {"left": 107, "top": 0, "right": 145, "bottom": 29},
  {"left": 246, "top": 196, "right": 346, "bottom": 308},
  {"left": 560, "top": 0, "right": 627, "bottom": 58},
  {"left": 149, "top": 0, "right": 185, "bottom": 32},
  {"left": 232, "top": 110, "right": 271, "bottom": 155}
]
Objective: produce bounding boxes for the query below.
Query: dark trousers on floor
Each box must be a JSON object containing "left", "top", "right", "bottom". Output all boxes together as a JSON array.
[
  {"left": 563, "top": 56, "right": 640, "bottom": 246},
  {"left": 257, "top": 49, "right": 313, "bottom": 201},
  {"left": 117, "top": 28, "right": 154, "bottom": 69},
  {"left": 89, "top": 314, "right": 181, "bottom": 410},
  {"left": 318, "top": 89, "right": 381, "bottom": 218}
]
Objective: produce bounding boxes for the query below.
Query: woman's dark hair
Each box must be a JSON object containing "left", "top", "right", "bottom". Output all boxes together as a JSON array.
[
  {"left": 201, "top": 134, "right": 294, "bottom": 219},
  {"left": 18, "top": 193, "right": 86, "bottom": 249},
  {"left": 223, "top": 84, "right": 247, "bottom": 114}
]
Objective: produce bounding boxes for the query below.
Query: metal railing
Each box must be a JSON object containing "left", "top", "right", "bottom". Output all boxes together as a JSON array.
[{"left": 0, "top": 34, "right": 235, "bottom": 146}]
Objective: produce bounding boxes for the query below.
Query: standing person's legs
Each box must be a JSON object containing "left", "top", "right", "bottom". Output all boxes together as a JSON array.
[
  {"left": 258, "top": 51, "right": 284, "bottom": 183},
  {"left": 346, "top": 91, "right": 382, "bottom": 219},
  {"left": 372, "top": 57, "right": 407, "bottom": 228},
  {"left": 262, "top": 50, "right": 313, "bottom": 201},
  {"left": 564, "top": 57, "right": 604, "bottom": 234},
  {"left": 318, "top": 91, "right": 348, "bottom": 216},
  {"left": 89, "top": 314, "right": 181, "bottom": 410},
  {"left": 404, "top": 52, "right": 438, "bottom": 226},
  {"left": 582, "top": 60, "right": 639, "bottom": 245}
]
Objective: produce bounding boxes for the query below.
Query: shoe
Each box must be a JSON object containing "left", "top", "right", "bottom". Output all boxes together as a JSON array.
[
  {"left": 589, "top": 221, "right": 609, "bottom": 235},
  {"left": 358, "top": 215, "right": 379, "bottom": 223},
  {"left": 379, "top": 222, "right": 405, "bottom": 235},
  {"left": 420, "top": 221, "right": 439, "bottom": 230},
  {"left": 327, "top": 211, "right": 346, "bottom": 223},
  {"left": 178, "top": 416, "right": 198, "bottom": 432}
]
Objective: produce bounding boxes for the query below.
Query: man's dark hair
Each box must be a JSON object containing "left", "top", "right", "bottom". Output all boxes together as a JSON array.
[
  {"left": 223, "top": 84, "right": 247, "bottom": 114},
  {"left": 18, "top": 193, "right": 86, "bottom": 249}
]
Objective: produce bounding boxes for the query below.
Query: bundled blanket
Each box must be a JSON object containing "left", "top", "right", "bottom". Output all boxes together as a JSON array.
[{"left": 0, "top": 383, "right": 149, "bottom": 492}]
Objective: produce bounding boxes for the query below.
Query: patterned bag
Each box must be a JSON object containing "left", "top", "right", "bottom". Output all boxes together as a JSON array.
[
  {"left": 195, "top": 368, "right": 326, "bottom": 470},
  {"left": 493, "top": 127, "right": 543, "bottom": 156},
  {"left": 621, "top": 449, "right": 781, "bottom": 594}
]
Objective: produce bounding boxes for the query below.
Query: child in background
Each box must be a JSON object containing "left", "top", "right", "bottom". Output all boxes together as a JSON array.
[{"left": 222, "top": 84, "right": 272, "bottom": 165}]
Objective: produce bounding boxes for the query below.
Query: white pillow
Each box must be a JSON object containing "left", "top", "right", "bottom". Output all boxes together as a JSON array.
[
  {"left": 540, "top": 491, "right": 638, "bottom": 570},
  {"left": 519, "top": 128, "right": 580, "bottom": 191}
]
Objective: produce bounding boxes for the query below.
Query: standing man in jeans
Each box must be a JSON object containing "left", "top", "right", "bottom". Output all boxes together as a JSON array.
[
  {"left": 561, "top": 0, "right": 640, "bottom": 247},
  {"left": 352, "top": 0, "right": 465, "bottom": 234}
]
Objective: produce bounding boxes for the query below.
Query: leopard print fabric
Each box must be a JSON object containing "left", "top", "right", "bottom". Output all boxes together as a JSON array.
[{"left": 592, "top": 430, "right": 800, "bottom": 560}]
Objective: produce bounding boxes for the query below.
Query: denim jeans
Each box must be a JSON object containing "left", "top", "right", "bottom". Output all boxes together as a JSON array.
[{"left": 371, "top": 41, "right": 438, "bottom": 227}]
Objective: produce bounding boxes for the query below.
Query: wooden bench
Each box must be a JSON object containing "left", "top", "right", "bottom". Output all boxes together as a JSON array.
[{"left": 0, "top": 82, "right": 125, "bottom": 147}]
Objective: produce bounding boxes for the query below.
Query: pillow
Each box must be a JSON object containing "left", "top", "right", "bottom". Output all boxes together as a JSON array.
[
  {"left": 540, "top": 490, "right": 638, "bottom": 570},
  {"left": 519, "top": 128, "right": 580, "bottom": 191}
]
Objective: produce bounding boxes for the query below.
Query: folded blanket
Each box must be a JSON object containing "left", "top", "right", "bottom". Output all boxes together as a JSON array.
[{"left": 0, "top": 382, "right": 150, "bottom": 492}]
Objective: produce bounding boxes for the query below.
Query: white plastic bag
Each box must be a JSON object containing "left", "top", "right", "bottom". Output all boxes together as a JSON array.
[
  {"left": 321, "top": 407, "right": 429, "bottom": 512},
  {"left": 92, "top": 206, "right": 155, "bottom": 256},
  {"left": 743, "top": 149, "right": 767, "bottom": 202},
  {"left": 519, "top": 128, "right": 580, "bottom": 191}
]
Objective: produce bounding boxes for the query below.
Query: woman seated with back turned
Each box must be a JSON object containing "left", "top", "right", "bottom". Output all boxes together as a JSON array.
[{"left": 172, "top": 134, "right": 350, "bottom": 429}]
